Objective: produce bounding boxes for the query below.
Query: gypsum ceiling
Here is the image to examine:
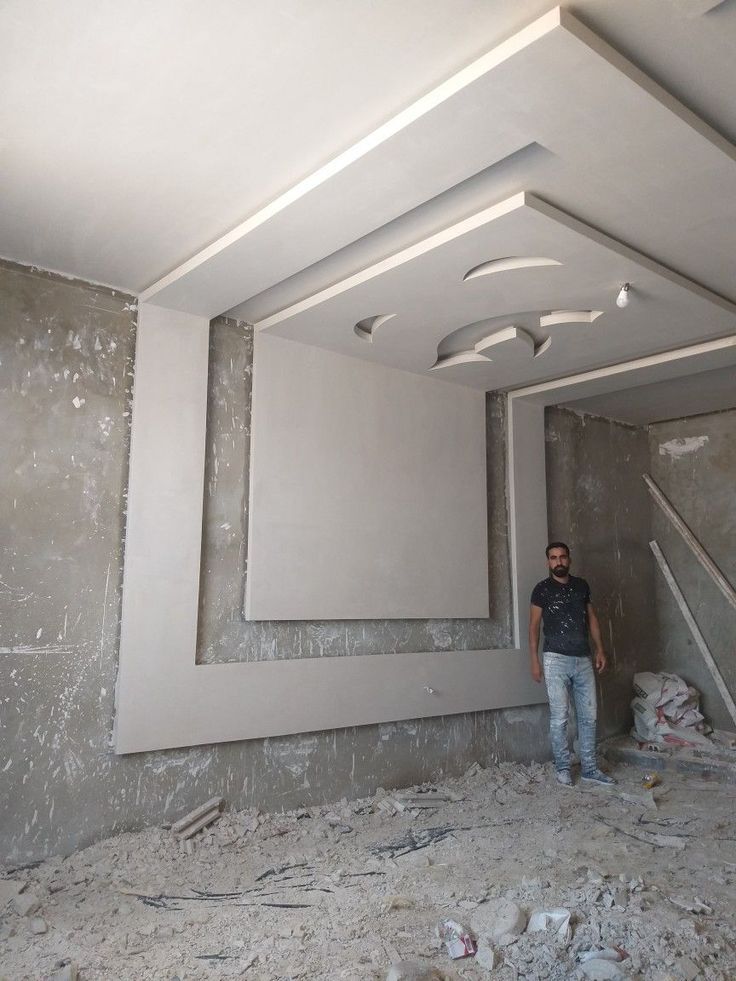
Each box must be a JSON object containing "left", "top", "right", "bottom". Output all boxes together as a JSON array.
[{"left": 2, "top": 0, "right": 736, "bottom": 395}]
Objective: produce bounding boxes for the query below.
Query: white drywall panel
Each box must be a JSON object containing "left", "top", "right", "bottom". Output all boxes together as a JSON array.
[
  {"left": 116, "top": 648, "right": 543, "bottom": 754},
  {"left": 245, "top": 334, "right": 489, "bottom": 621},
  {"left": 114, "top": 313, "right": 544, "bottom": 756},
  {"left": 114, "top": 303, "right": 210, "bottom": 746},
  {"left": 507, "top": 396, "right": 548, "bottom": 648}
]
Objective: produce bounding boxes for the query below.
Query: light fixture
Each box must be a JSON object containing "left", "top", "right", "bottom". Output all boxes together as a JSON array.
[{"left": 616, "top": 283, "right": 631, "bottom": 308}]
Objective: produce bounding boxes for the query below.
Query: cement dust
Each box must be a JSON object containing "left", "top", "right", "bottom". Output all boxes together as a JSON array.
[{"left": 2, "top": 761, "right": 736, "bottom": 979}]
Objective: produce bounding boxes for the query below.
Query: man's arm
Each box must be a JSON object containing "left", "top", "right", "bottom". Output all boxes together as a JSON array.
[
  {"left": 587, "top": 603, "right": 607, "bottom": 674},
  {"left": 528, "top": 604, "right": 543, "bottom": 683}
]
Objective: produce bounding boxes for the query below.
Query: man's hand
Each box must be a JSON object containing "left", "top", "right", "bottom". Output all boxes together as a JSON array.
[
  {"left": 531, "top": 656, "right": 543, "bottom": 683},
  {"left": 594, "top": 649, "right": 607, "bottom": 674}
]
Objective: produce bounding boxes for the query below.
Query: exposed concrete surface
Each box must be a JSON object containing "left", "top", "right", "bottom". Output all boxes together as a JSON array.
[
  {"left": 1, "top": 264, "right": 548, "bottom": 865},
  {"left": 544, "top": 407, "right": 659, "bottom": 738},
  {"left": 649, "top": 410, "right": 736, "bottom": 730}
]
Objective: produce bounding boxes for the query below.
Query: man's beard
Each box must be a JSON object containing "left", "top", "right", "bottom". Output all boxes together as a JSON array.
[{"left": 553, "top": 564, "right": 568, "bottom": 577}]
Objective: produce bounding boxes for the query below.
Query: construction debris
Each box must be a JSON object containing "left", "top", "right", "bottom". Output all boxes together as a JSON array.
[
  {"left": 632, "top": 670, "right": 713, "bottom": 748},
  {"left": 386, "top": 963, "right": 448, "bottom": 981},
  {"left": 11, "top": 888, "right": 41, "bottom": 917},
  {"left": 436, "top": 918, "right": 476, "bottom": 959},
  {"left": 470, "top": 897, "right": 527, "bottom": 946},
  {"left": 170, "top": 796, "right": 225, "bottom": 840},
  {"left": 649, "top": 541, "right": 736, "bottom": 730},
  {"left": 527, "top": 907, "right": 572, "bottom": 945},
  {"left": 3, "top": 761, "right": 736, "bottom": 979}
]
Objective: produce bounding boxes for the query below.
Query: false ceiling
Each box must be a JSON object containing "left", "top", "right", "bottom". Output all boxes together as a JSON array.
[
  {"left": 562, "top": 364, "right": 736, "bottom": 425},
  {"left": 2, "top": 0, "right": 736, "bottom": 395}
]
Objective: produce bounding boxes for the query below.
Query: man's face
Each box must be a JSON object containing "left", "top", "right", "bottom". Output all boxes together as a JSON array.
[{"left": 547, "top": 548, "right": 570, "bottom": 579}]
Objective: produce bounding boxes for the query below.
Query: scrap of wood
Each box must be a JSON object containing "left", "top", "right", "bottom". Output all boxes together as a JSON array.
[
  {"left": 171, "top": 797, "right": 225, "bottom": 840},
  {"left": 644, "top": 474, "right": 736, "bottom": 611},
  {"left": 650, "top": 541, "right": 736, "bottom": 730}
]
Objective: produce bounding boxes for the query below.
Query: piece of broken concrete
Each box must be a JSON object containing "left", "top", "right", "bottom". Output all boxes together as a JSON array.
[
  {"left": 29, "top": 916, "right": 48, "bottom": 935},
  {"left": 0, "top": 879, "right": 23, "bottom": 911},
  {"left": 384, "top": 895, "right": 415, "bottom": 911},
  {"left": 475, "top": 945, "right": 499, "bottom": 970},
  {"left": 12, "top": 890, "right": 41, "bottom": 917},
  {"left": 48, "top": 963, "right": 78, "bottom": 981},
  {"left": 386, "top": 962, "right": 449, "bottom": 981},
  {"left": 470, "top": 898, "right": 527, "bottom": 946},
  {"left": 579, "top": 959, "right": 626, "bottom": 980},
  {"left": 674, "top": 956, "right": 700, "bottom": 981}
]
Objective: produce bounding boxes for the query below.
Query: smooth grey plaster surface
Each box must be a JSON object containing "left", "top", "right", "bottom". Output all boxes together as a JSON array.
[
  {"left": 1, "top": 263, "right": 549, "bottom": 864},
  {"left": 245, "top": 334, "right": 489, "bottom": 621},
  {"left": 544, "top": 407, "right": 659, "bottom": 738},
  {"left": 649, "top": 410, "right": 736, "bottom": 730}
]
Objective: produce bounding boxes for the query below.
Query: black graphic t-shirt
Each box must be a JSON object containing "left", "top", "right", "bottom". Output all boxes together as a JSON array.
[{"left": 530, "top": 575, "right": 591, "bottom": 657}]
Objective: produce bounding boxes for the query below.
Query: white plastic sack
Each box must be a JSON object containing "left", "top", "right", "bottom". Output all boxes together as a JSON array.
[
  {"left": 631, "top": 672, "right": 712, "bottom": 747},
  {"left": 527, "top": 907, "right": 571, "bottom": 945}
]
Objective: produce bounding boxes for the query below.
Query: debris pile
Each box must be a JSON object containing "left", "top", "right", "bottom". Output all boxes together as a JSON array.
[
  {"left": 631, "top": 671, "right": 713, "bottom": 748},
  {"left": 2, "top": 759, "right": 736, "bottom": 979}
]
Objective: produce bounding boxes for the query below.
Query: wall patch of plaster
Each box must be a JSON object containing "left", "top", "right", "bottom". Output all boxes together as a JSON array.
[{"left": 658, "top": 435, "right": 709, "bottom": 458}]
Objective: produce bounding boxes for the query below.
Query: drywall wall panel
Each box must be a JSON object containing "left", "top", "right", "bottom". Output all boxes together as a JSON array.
[
  {"left": 245, "top": 333, "right": 489, "bottom": 620},
  {"left": 115, "top": 303, "right": 210, "bottom": 722},
  {"left": 507, "top": 395, "right": 548, "bottom": 647}
]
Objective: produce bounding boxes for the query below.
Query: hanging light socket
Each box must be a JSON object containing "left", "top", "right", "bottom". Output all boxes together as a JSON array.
[{"left": 616, "top": 283, "right": 631, "bottom": 308}]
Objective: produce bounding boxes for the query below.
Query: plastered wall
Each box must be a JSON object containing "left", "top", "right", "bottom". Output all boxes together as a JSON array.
[
  {"left": 649, "top": 410, "right": 736, "bottom": 729},
  {"left": 1, "top": 262, "right": 549, "bottom": 865},
  {"left": 544, "top": 407, "right": 659, "bottom": 737},
  {"left": 6, "top": 261, "right": 730, "bottom": 864}
]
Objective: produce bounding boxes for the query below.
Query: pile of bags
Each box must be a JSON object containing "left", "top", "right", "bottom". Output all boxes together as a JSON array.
[{"left": 631, "top": 671, "right": 713, "bottom": 748}]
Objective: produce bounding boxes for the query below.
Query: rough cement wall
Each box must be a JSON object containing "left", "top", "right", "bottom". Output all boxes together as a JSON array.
[
  {"left": 1, "top": 265, "right": 548, "bottom": 865},
  {"left": 648, "top": 411, "right": 736, "bottom": 730},
  {"left": 544, "top": 407, "right": 658, "bottom": 737}
]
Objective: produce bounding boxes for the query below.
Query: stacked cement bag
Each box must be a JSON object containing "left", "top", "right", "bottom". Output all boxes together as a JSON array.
[{"left": 631, "top": 671, "right": 713, "bottom": 748}]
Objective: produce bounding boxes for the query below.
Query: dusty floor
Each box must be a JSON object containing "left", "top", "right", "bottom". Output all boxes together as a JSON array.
[{"left": 2, "top": 760, "right": 736, "bottom": 980}]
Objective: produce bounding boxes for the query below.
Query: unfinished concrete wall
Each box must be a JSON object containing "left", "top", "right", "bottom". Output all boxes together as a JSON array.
[
  {"left": 1, "top": 264, "right": 548, "bottom": 865},
  {"left": 648, "top": 410, "right": 736, "bottom": 730},
  {"left": 544, "top": 407, "right": 658, "bottom": 737}
]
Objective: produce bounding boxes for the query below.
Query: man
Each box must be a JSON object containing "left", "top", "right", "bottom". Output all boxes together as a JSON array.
[{"left": 529, "top": 542, "right": 615, "bottom": 787}]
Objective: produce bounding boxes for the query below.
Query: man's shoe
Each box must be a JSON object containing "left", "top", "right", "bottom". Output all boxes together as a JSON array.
[
  {"left": 556, "top": 769, "right": 573, "bottom": 787},
  {"left": 581, "top": 769, "right": 616, "bottom": 786}
]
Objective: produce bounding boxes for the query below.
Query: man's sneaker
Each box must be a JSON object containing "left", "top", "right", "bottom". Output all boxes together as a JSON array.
[
  {"left": 581, "top": 769, "right": 616, "bottom": 786},
  {"left": 556, "top": 769, "right": 573, "bottom": 787}
]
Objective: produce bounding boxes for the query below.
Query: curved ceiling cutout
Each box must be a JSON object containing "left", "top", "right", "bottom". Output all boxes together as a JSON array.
[
  {"left": 463, "top": 256, "right": 561, "bottom": 281},
  {"left": 430, "top": 350, "right": 490, "bottom": 370},
  {"left": 534, "top": 336, "right": 552, "bottom": 358},
  {"left": 354, "top": 313, "right": 396, "bottom": 342},
  {"left": 432, "top": 325, "right": 536, "bottom": 371},
  {"left": 539, "top": 309, "right": 604, "bottom": 328}
]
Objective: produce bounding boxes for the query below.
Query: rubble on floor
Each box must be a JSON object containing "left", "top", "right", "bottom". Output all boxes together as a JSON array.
[{"left": 2, "top": 759, "right": 736, "bottom": 979}]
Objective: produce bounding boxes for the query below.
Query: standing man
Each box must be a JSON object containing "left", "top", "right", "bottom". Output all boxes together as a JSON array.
[{"left": 529, "top": 542, "right": 615, "bottom": 787}]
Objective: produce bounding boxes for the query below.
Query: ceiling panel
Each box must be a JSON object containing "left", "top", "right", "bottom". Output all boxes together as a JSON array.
[{"left": 251, "top": 193, "right": 736, "bottom": 390}]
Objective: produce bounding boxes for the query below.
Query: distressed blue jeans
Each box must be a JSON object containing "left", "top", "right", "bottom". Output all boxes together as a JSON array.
[{"left": 543, "top": 652, "right": 598, "bottom": 775}]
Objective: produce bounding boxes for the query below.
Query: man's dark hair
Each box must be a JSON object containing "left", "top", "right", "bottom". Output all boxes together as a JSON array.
[{"left": 546, "top": 541, "right": 570, "bottom": 558}]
